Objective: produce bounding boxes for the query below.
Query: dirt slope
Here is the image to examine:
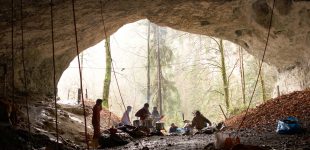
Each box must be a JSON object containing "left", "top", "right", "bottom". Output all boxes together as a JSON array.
[{"left": 225, "top": 89, "right": 310, "bottom": 131}]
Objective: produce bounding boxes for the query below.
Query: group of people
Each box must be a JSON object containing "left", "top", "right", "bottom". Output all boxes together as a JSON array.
[
  {"left": 120, "top": 103, "right": 161, "bottom": 126},
  {"left": 119, "top": 102, "right": 213, "bottom": 135},
  {"left": 91, "top": 100, "right": 212, "bottom": 146},
  {"left": 91, "top": 102, "right": 158, "bottom": 139}
]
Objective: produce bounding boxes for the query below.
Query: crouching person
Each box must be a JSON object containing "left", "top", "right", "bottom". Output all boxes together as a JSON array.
[{"left": 191, "top": 110, "right": 212, "bottom": 130}]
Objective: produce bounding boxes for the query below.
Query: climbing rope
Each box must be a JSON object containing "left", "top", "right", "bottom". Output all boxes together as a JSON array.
[
  {"left": 111, "top": 63, "right": 128, "bottom": 113},
  {"left": 236, "top": 0, "right": 276, "bottom": 134},
  {"left": 71, "top": 0, "right": 89, "bottom": 149},
  {"left": 49, "top": 0, "right": 59, "bottom": 149},
  {"left": 11, "top": 0, "right": 15, "bottom": 106},
  {"left": 20, "top": 0, "right": 32, "bottom": 143}
]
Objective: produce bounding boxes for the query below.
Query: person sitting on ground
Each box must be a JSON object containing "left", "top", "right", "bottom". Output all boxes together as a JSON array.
[
  {"left": 169, "top": 123, "right": 178, "bottom": 133},
  {"left": 182, "top": 120, "right": 192, "bottom": 135},
  {"left": 151, "top": 106, "right": 160, "bottom": 123},
  {"left": 191, "top": 110, "right": 212, "bottom": 130},
  {"left": 92, "top": 99, "right": 103, "bottom": 141},
  {"left": 135, "top": 103, "right": 151, "bottom": 121},
  {"left": 120, "top": 106, "right": 132, "bottom": 126}
]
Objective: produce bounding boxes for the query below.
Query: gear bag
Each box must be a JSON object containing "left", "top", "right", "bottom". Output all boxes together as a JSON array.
[{"left": 276, "top": 116, "right": 301, "bottom": 134}]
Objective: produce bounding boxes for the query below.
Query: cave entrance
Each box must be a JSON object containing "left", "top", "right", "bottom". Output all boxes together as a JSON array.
[
  {"left": 0, "top": 0, "right": 308, "bottom": 149},
  {"left": 57, "top": 19, "right": 277, "bottom": 128}
]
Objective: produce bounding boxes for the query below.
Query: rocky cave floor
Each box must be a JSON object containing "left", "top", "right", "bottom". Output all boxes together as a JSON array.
[
  {"left": 107, "top": 130, "right": 309, "bottom": 150},
  {"left": 0, "top": 90, "right": 309, "bottom": 150},
  {"left": 1, "top": 126, "right": 309, "bottom": 150}
]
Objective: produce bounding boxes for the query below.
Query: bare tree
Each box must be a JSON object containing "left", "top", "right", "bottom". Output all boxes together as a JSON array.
[
  {"left": 156, "top": 26, "right": 163, "bottom": 116},
  {"left": 103, "top": 37, "right": 112, "bottom": 108},
  {"left": 219, "top": 39, "right": 230, "bottom": 111},
  {"left": 147, "top": 21, "right": 151, "bottom": 103},
  {"left": 207, "top": 37, "right": 230, "bottom": 111},
  {"left": 258, "top": 61, "right": 266, "bottom": 102},
  {"left": 238, "top": 46, "right": 246, "bottom": 104}
]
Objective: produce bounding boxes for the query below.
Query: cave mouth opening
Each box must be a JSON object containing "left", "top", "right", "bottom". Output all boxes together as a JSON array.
[
  {"left": 57, "top": 19, "right": 277, "bottom": 128},
  {"left": 0, "top": 0, "right": 309, "bottom": 149}
]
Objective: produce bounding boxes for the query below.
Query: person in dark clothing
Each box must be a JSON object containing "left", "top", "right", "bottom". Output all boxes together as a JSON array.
[
  {"left": 169, "top": 123, "right": 178, "bottom": 133},
  {"left": 92, "top": 99, "right": 103, "bottom": 140},
  {"left": 135, "top": 103, "right": 151, "bottom": 121},
  {"left": 191, "top": 110, "right": 212, "bottom": 130}
]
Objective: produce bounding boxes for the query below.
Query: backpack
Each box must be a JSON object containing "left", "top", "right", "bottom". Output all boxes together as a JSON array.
[{"left": 276, "top": 116, "right": 301, "bottom": 134}]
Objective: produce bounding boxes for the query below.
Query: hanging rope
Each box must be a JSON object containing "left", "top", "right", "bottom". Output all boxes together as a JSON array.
[
  {"left": 49, "top": 0, "right": 59, "bottom": 149},
  {"left": 71, "top": 0, "right": 89, "bottom": 149},
  {"left": 111, "top": 63, "right": 127, "bottom": 112},
  {"left": 11, "top": 0, "right": 15, "bottom": 105},
  {"left": 20, "top": 0, "right": 31, "bottom": 142},
  {"left": 236, "top": 0, "right": 276, "bottom": 134}
]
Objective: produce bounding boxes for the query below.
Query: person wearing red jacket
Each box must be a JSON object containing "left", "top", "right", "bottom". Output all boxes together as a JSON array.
[{"left": 92, "top": 99, "right": 103, "bottom": 140}]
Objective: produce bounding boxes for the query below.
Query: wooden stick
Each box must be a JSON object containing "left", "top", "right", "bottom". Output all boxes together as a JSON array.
[
  {"left": 108, "top": 111, "right": 112, "bottom": 127},
  {"left": 219, "top": 105, "right": 227, "bottom": 120}
]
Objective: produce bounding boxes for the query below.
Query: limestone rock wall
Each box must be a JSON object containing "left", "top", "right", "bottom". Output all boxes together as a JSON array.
[
  {"left": 0, "top": 0, "right": 309, "bottom": 95},
  {"left": 275, "top": 63, "right": 310, "bottom": 96}
]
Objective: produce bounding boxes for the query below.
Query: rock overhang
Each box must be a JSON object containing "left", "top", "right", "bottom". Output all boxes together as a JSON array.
[{"left": 0, "top": 0, "right": 308, "bottom": 94}]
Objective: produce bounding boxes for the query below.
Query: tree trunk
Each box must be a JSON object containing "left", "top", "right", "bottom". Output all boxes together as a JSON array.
[
  {"left": 67, "top": 89, "right": 70, "bottom": 100},
  {"left": 219, "top": 39, "right": 230, "bottom": 111},
  {"left": 81, "top": 52, "right": 84, "bottom": 73},
  {"left": 156, "top": 26, "right": 163, "bottom": 116},
  {"left": 259, "top": 62, "right": 267, "bottom": 102},
  {"left": 77, "top": 88, "right": 81, "bottom": 104},
  {"left": 238, "top": 47, "right": 246, "bottom": 104},
  {"left": 81, "top": 52, "right": 84, "bottom": 99},
  {"left": 103, "top": 37, "right": 112, "bottom": 108},
  {"left": 147, "top": 21, "right": 151, "bottom": 103}
]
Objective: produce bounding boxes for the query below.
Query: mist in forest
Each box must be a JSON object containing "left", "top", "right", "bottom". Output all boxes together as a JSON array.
[{"left": 57, "top": 19, "right": 277, "bottom": 127}]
